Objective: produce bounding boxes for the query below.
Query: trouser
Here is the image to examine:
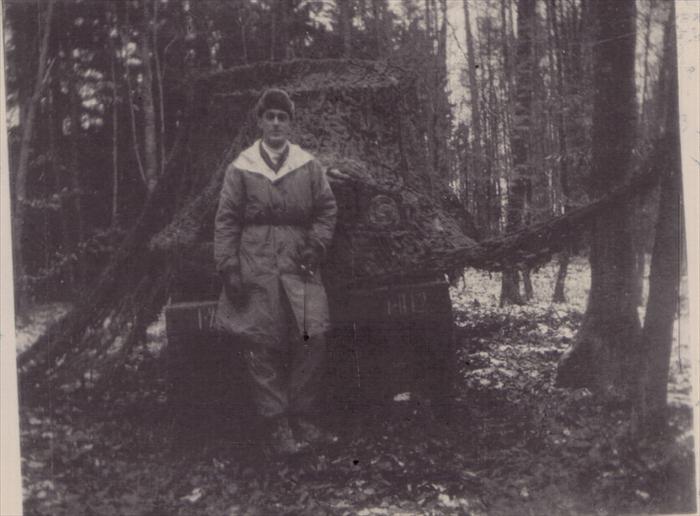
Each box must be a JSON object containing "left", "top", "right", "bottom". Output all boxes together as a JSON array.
[
  {"left": 243, "top": 334, "right": 326, "bottom": 419},
  {"left": 241, "top": 285, "right": 327, "bottom": 419}
]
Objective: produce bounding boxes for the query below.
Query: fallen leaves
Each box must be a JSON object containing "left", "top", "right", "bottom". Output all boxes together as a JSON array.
[{"left": 16, "top": 258, "right": 695, "bottom": 515}]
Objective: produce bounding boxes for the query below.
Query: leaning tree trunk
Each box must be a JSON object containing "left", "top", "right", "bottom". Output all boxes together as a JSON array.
[
  {"left": 500, "top": 0, "right": 535, "bottom": 306},
  {"left": 556, "top": 0, "right": 641, "bottom": 394},
  {"left": 634, "top": 5, "right": 683, "bottom": 437}
]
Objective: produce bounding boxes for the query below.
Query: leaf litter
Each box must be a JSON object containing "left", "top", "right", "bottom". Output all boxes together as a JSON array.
[{"left": 18, "top": 258, "right": 695, "bottom": 515}]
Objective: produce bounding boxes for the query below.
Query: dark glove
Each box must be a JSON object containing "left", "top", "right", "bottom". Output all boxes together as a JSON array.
[
  {"left": 222, "top": 269, "right": 246, "bottom": 307},
  {"left": 298, "top": 237, "right": 324, "bottom": 278}
]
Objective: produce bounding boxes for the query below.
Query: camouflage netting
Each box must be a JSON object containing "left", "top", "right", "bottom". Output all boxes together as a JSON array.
[
  {"left": 19, "top": 59, "right": 659, "bottom": 396},
  {"left": 19, "top": 59, "right": 477, "bottom": 395},
  {"left": 150, "top": 58, "right": 477, "bottom": 295}
]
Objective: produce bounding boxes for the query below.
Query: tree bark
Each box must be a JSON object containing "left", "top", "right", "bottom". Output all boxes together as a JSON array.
[
  {"left": 12, "top": 0, "right": 55, "bottom": 311},
  {"left": 48, "top": 82, "right": 73, "bottom": 292},
  {"left": 270, "top": 0, "right": 278, "bottom": 61},
  {"left": 546, "top": 0, "right": 571, "bottom": 303},
  {"left": 239, "top": 11, "right": 249, "bottom": 64},
  {"left": 462, "top": 0, "right": 486, "bottom": 234},
  {"left": 500, "top": 270, "right": 522, "bottom": 307},
  {"left": 631, "top": 0, "right": 656, "bottom": 308},
  {"left": 635, "top": 4, "right": 683, "bottom": 437},
  {"left": 140, "top": 0, "right": 159, "bottom": 193},
  {"left": 631, "top": 249, "right": 646, "bottom": 307},
  {"left": 152, "top": 0, "right": 166, "bottom": 176},
  {"left": 552, "top": 249, "right": 570, "bottom": 303},
  {"left": 109, "top": 17, "right": 119, "bottom": 230},
  {"left": 68, "top": 71, "right": 85, "bottom": 288},
  {"left": 639, "top": 0, "right": 655, "bottom": 128},
  {"left": 556, "top": 0, "right": 640, "bottom": 394},
  {"left": 371, "top": 0, "right": 388, "bottom": 56},
  {"left": 120, "top": 7, "right": 147, "bottom": 188},
  {"left": 522, "top": 268, "right": 534, "bottom": 300},
  {"left": 339, "top": 0, "right": 353, "bottom": 57},
  {"left": 433, "top": 0, "right": 449, "bottom": 177},
  {"left": 484, "top": 20, "right": 502, "bottom": 236},
  {"left": 270, "top": 0, "right": 291, "bottom": 61},
  {"left": 500, "top": 0, "right": 535, "bottom": 306}
]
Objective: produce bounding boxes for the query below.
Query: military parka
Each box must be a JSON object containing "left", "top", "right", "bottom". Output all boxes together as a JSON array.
[{"left": 214, "top": 140, "right": 337, "bottom": 347}]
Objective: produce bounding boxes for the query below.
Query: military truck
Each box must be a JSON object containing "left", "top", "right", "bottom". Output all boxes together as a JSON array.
[{"left": 151, "top": 59, "right": 478, "bottom": 418}]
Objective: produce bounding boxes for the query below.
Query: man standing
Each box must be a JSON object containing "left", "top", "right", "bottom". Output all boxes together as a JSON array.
[{"left": 214, "top": 88, "right": 337, "bottom": 455}]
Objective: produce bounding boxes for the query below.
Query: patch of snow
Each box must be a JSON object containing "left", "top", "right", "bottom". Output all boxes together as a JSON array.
[{"left": 15, "top": 303, "right": 72, "bottom": 354}]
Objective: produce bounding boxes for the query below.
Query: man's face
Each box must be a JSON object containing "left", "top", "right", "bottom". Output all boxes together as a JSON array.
[{"left": 259, "top": 109, "right": 291, "bottom": 149}]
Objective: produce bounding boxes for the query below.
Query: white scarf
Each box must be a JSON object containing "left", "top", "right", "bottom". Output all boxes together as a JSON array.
[{"left": 261, "top": 140, "right": 289, "bottom": 164}]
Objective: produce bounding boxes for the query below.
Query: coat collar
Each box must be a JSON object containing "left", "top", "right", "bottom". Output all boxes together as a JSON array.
[{"left": 233, "top": 139, "right": 314, "bottom": 182}]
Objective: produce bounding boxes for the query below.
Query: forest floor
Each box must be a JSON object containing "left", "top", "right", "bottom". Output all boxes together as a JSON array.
[{"left": 17, "top": 258, "right": 697, "bottom": 516}]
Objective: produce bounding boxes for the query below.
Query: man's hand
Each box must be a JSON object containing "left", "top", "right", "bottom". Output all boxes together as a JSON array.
[
  {"left": 298, "top": 237, "right": 324, "bottom": 278},
  {"left": 222, "top": 269, "right": 246, "bottom": 307}
]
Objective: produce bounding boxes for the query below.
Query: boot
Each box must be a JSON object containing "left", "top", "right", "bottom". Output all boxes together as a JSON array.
[
  {"left": 267, "top": 417, "right": 306, "bottom": 456},
  {"left": 293, "top": 417, "right": 338, "bottom": 445}
]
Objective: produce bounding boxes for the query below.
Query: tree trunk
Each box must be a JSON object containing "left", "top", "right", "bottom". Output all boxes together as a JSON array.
[
  {"left": 433, "top": 0, "right": 449, "bottom": 177},
  {"left": 499, "top": 0, "right": 513, "bottom": 167},
  {"left": 631, "top": 249, "right": 646, "bottom": 307},
  {"left": 270, "top": 0, "right": 291, "bottom": 61},
  {"left": 109, "top": 22, "right": 119, "bottom": 230},
  {"left": 630, "top": 3, "right": 656, "bottom": 309},
  {"left": 500, "top": 0, "right": 535, "bottom": 306},
  {"left": 635, "top": 4, "right": 683, "bottom": 437},
  {"left": 462, "top": 0, "right": 486, "bottom": 234},
  {"left": 556, "top": 0, "right": 640, "bottom": 394},
  {"left": 639, "top": 0, "right": 655, "bottom": 128},
  {"left": 500, "top": 270, "right": 522, "bottom": 307},
  {"left": 420, "top": 0, "right": 437, "bottom": 180},
  {"left": 339, "top": 0, "right": 353, "bottom": 57},
  {"left": 238, "top": 9, "right": 249, "bottom": 64},
  {"left": 121, "top": 7, "right": 147, "bottom": 188},
  {"left": 140, "top": 0, "right": 159, "bottom": 193},
  {"left": 48, "top": 82, "right": 73, "bottom": 293},
  {"left": 483, "top": 24, "right": 497, "bottom": 235},
  {"left": 68, "top": 73, "right": 85, "bottom": 289},
  {"left": 372, "top": 0, "right": 387, "bottom": 56},
  {"left": 423, "top": 0, "right": 433, "bottom": 42},
  {"left": 522, "top": 268, "right": 534, "bottom": 300},
  {"left": 281, "top": 0, "right": 292, "bottom": 59},
  {"left": 152, "top": 0, "right": 166, "bottom": 175},
  {"left": 552, "top": 249, "right": 570, "bottom": 303},
  {"left": 270, "top": 0, "right": 278, "bottom": 61},
  {"left": 12, "top": 0, "right": 55, "bottom": 312},
  {"left": 546, "top": 0, "right": 571, "bottom": 304}
]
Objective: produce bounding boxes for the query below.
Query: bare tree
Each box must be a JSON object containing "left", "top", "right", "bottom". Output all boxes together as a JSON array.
[
  {"left": 556, "top": 0, "right": 640, "bottom": 394},
  {"left": 139, "top": 0, "right": 159, "bottom": 193},
  {"left": 634, "top": 4, "right": 683, "bottom": 436},
  {"left": 547, "top": 0, "right": 570, "bottom": 303},
  {"left": 500, "top": 0, "right": 536, "bottom": 306},
  {"left": 462, "top": 0, "right": 485, "bottom": 231}
]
